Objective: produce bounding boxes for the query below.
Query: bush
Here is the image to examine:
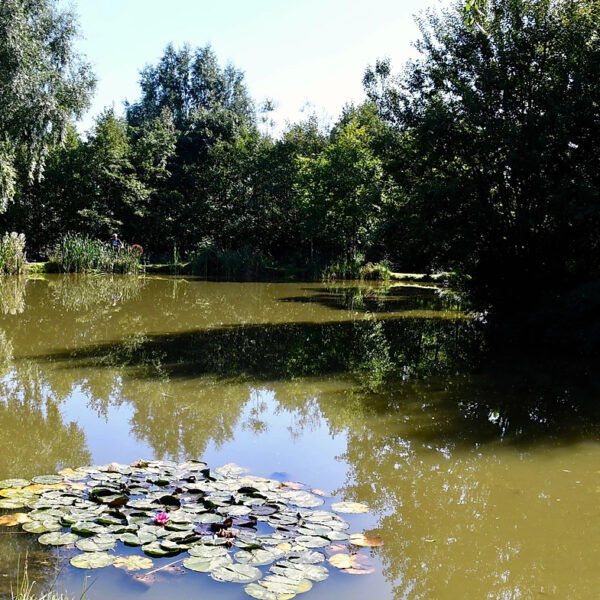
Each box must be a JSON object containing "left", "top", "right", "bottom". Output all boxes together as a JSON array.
[
  {"left": 189, "top": 242, "right": 273, "bottom": 279},
  {"left": 50, "top": 234, "right": 143, "bottom": 274},
  {"left": 0, "top": 232, "right": 26, "bottom": 275}
]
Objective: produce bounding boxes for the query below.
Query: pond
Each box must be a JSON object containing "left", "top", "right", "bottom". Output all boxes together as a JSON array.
[{"left": 0, "top": 275, "right": 599, "bottom": 599}]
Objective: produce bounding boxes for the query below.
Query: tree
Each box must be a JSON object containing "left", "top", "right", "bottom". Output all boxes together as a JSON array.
[
  {"left": 367, "top": 0, "right": 600, "bottom": 314},
  {"left": 0, "top": 0, "right": 95, "bottom": 210}
]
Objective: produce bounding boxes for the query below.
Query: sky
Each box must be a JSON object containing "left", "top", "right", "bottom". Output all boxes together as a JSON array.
[{"left": 66, "top": 0, "right": 451, "bottom": 136}]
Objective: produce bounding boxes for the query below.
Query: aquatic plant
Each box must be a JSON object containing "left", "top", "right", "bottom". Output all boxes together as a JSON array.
[
  {"left": 0, "top": 232, "right": 26, "bottom": 275},
  {"left": 0, "top": 460, "right": 379, "bottom": 598},
  {"left": 49, "top": 234, "right": 143, "bottom": 274}
]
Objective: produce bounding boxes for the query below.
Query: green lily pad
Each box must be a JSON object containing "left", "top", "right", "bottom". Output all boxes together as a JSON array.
[
  {"left": 32, "top": 475, "right": 64, "bottom": 485},
  {"left": 71, "top": 521, "right": 105, "bottom": 536},
  {"left": 211, "top": 562, "right": 262, "bottom": 583},
  {"left": 235, "top": 547, "right": 286, "bottom": 566},
  {"left": 142, "top": 541, "right": 181, "bottom": 557},
  {"left": 0, "top": 479, "right": 30, "bottom": 488},
  {"left": 119, "top": 531, "right": 157, "bottom": 546},
  {"left": 214, "top": 463, "right": 248, "bottom": 478},
  {"left": 183, "top": 555, "right": 232, "bottom": 573},
  {"left": 330, "top": 502, "right": 369, "bottom": 514},
  {"left": 113, "top": 556, "right": 154, "bottom": 571},
  {"left": 286, "top": 550, "right": 325, "bottom": 564},
  {"left": 70, "top": 552, "right": 115, "bottom": 569},
  {"left": 244, "top": 582, "right": 297, "bottom": 600},
  {"left": 188, "top": 544, "right": 229, "bottom": 558},
  {"left": 0, "top": 498, "right": 26, "bottom": 509},
  {"left": 294, "top": 536, "right": 330, "bottom": 548},
  {"left": 270, "top": 561, "right": 328, "bottom": 582},
  {"left": 260, "top": 574, "right": 312, "bottom": 595},
  {"left": 75, "top": 534, "right": 116, "bottom": 552},
  {"left": 38, "top": 532, "right": 79, "bottom": 546},
  {"left": 281, "top": 491, "right": 323, "bottom": 509}
]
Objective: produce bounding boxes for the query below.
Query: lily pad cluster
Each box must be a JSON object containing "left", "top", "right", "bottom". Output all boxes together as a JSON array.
[{"left": 0, "top": 461, "right": 381, "bottom": 598}]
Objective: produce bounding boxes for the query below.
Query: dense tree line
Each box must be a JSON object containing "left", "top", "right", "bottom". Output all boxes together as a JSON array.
[{"left": 1, "top": 0, "right": 599, "bottom": 340}]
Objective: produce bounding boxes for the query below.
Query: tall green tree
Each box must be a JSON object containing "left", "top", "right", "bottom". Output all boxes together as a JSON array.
[
  {"left": 367, "top": 0, "right": 600, "bottom": 313},
  {"left": 0, "top": 0, "right": 95, "bottom": 210}
]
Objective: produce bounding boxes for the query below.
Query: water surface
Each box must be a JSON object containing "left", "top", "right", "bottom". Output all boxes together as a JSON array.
[{"left": 0, "top": 275, "right": 598, "bottom": 599}]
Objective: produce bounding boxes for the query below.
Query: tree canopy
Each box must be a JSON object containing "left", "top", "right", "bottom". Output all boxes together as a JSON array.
[{"left": 0, "top": 0, "right": 95, "bottom": 210}]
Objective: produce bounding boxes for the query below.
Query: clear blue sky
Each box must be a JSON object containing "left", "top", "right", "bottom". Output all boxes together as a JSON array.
[{"left": 66, "top": 0, "right": 451, "bottom": 135}]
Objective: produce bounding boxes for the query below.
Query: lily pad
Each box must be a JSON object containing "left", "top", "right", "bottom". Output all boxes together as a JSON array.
[
  {"left": 0, "top": 513, "right": 31, "bottom": 526},
  {"left": 244, "top": 582, "right": 297, "bottom": 600},
  {"left": 0, "top": 498, "right": 26, "bottom": 509},
  {"left": 234, "top": 547, "right": 285, "bottom": 566},
  {"left": 119, "top": 531, "right": 157, "bottom": 546},
  {"left": 113, "top": 556, "right": 154, "bottom": 571},
  {"left": 295, "top": 536, "right": 330, "bottom": 548},
  {"left": 286, "top": 550, "right": 325, "bottom": 565},
  {"left": 330, "top": 502, "right": 369, "bottom": 514},
  {"left": 32, "top": 475, "right": 64, "bottom": 485},
  {"left": 183, "top": 555, "right": 232, "bottom": 573},
  {"left": 210, "top": 562, "right": 262, "bottom": 583},
  {"left": 75, "top": 534, "right": 116, "bottom": 552},
  {"left": 38, "top": 532, "right": 79, "bottom": 546},
  {"left": 71, "top": 521, "right": 105, "bottom": 536},
  {"left": 328, "top": 553, "right": 374, "bottom": 575},
  {"left": 70, "top": 552, "right": 115, "bottom": 569},
  {"left": 348, "top": 533, "right": 383, "bottom": 547},
  {"left": 188, "top": 544, "right": 229, "bottom": 558},
  {"left": 270, "top": 561, "right": 328, "bottom": 582},
  {"left": 0, "top": 479, "right": 30, "bottom": 488}
]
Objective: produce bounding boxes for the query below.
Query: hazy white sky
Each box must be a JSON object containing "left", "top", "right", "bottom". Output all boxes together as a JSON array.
[{"left": 68, "top": 0, "right": 452, "bottom": 134}]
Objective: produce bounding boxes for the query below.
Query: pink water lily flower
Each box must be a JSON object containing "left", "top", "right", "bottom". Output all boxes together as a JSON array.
[{"left": 153, "top": 512, "right": 170, "bottom": 526}]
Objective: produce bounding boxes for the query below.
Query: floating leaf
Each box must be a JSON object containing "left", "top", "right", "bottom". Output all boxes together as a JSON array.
[
  {"left": 235, "top": 547, "right": 285, "bottom": 566},
  {"left": 71, "top": 521, "right": 104, "bottom": 536},
  {"left": 113, "top": 556, "right": 154, "bottom": 571},
  {"left": 0, "top": 499, "right": 26, "bottom": 509},
  {"left": 75, "top": 534, "right": 116, "bottom": 552},
  {"left": 38, "top": 532, "right": 79, "bottom": 546},
  {"left": 210, "top": 562, "right": 261, "bottom": 583},
  {"left": 214, "top": 463, "right": 248, "bottom": 478},
  {"left": 330, "top": 502, "right": 369, "bottom": 514},
  {"left": 328, "top": 553, "right": 374, "bottom": 575},
  {"left": 244, "top": 582, "right": 297, "bottom": 599},
  {"left": 295, "top": 536, "right": 330, "bottom": 548},
  {"left": 32, "top": 475, "right": 64, "bottom": 485},
  {"left": 142, "top": 541, "right": 181, "bottom": 557},
  {"left": 0, "top": 513, "right": 31, "bottom": 526},
  {"left": 183, "top": 555, "right": 231, "bottom": 573},
  {"left": 119, "top": 531, "right": 157, "bottom": 546},
  {"left": 281, "top": 491, "right": 323, "bottom": 509},
  {"left": 70, "top": 552, "right": 115, "bottom": 569},
  {"left": 286, "top": 550, "right": 325, "bottom": 565},
  {"left": 269, "top": 561, "right": 328, "bottom": 582},
  {"left": 0, "top": 479, "right": 30, "bottom": 488},
  {"left": 348, "top": 533, "right": 383, "bottom": 547},
  {"left": 188, "top": 544, "right": 229, "bottom": 558}
]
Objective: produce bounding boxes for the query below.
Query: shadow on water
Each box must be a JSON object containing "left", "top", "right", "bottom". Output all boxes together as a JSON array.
[
  {"left": 32, "top": 317, "right": 476, "bottom": 387},
  {"left": 279, "top": 284, "right": 455, "bottom": 314}
]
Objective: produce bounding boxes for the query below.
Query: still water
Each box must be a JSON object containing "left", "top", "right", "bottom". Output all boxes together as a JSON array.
[{"left": 0, "top": 275, "right": 599, "bottom": 599}]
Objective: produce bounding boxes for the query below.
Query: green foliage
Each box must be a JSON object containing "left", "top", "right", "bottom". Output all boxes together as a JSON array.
[
  {"left": 368, "top": 0, "right": 600, "bottom": 316},
  {"left": 50, "top": 234, "right": 142, "bottom": 274},
  {"left": 0, "top": 0, "right": 95, "bottom": 210},
  {"left": 0, "top": 232, "right": 26, "bottom": 275}
]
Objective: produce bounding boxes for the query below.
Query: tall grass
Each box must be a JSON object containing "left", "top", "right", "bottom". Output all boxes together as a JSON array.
[
  {"left": 0, "top": 232, "right": 26, "bottom": 275},
  {"left": 50, "top": 234, "right": 143, "bottom": 274}
]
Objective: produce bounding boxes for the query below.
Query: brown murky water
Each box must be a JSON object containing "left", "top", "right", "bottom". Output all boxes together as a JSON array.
[{"left": 0, "top": 275, "right": 599, "bottom": 599}]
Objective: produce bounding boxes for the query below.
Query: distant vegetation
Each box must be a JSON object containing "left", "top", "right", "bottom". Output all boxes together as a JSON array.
[{"left": 1, "top": 0, "right": 599, "bottom": 351}]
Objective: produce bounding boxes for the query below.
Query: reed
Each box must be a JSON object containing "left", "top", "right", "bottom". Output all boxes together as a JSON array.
[
  {"left": 50, "top": 234, "right": 143, "bottom": 274},
  {"left": 0, "top": 232, "right": 26, "bottom": 275}
]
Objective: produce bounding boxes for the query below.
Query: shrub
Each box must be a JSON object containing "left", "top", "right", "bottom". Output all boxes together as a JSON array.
[
  {"left": 50, "top": 234, "right": 143, "bottom": 274},
  {"left": 0, "top": 232, "right": 26, "bottom": 275}
]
